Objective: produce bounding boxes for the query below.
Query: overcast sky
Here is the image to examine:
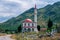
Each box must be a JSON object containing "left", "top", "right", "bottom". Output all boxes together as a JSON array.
[{"left": 0, "top": 0, "right": 60, "bottom": 23}]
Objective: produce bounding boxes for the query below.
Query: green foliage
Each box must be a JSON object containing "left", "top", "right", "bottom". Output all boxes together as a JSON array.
[{"left": 17, "top": 25, "right": 22, "bottom": 33}]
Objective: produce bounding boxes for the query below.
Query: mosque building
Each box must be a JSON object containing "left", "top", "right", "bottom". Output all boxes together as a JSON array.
[{"left": 22, "top": 4, "right": 38, "bottom": 32}]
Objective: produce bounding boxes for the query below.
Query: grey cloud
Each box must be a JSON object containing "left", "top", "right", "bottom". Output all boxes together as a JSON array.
[{"left": 0, "top": 0, "right": 59, "bottom": 23}]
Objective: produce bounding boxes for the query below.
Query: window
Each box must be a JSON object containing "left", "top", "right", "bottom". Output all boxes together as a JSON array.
[
  {"left": 25, "top": 23, "right": 26, "bottom": 26},
  {"left": 32, "top": 28, "right": 34, "bottom": 31},
  {"left": 24, "top": 28, "right": 26, "bottom": 32},
  {"left": 28, "top": 23, "right": 30, "bottom": 26},
  {"left": 28, "top": 28, "right": 31, "bottom": 32},
  {"left": 32, "top": 23, "right": 34, "bottom": 26}
]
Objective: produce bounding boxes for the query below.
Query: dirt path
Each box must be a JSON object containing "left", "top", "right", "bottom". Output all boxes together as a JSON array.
[{"left": 0, "top": 35, "right": 15, "bottom": 40}]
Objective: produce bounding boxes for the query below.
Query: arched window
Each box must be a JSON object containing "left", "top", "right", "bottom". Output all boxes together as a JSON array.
[
  {"left": 28, "top": 23, "right": 30, "bottom": 26},
  {"left": 24, "top": 28, "right": 26, "bottom": 32},
  {"left": 25, "top": 23, "right": 26, "bottom": 26},
  {"left": 32, "top": 23, "right": 34, "bottom": 27},
  {"left": 24, "top": 28, "right": 26, "bottom": 30},
  {"left": 28, "top": 28, "right": 31, "bottom": 32},
  {"left": 32, "top": 28, "right": 34, "bottom": 31}
]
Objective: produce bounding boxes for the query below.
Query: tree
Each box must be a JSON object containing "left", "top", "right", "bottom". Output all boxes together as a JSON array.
[
  {"left": 0, "top": 28, "right": 4, "bottom": 33},
  {"left": 47, "top": 18, "right": 53, "bottom": 32},
  {"left": 37, "top": 25, "right": 41, "bottom": 31},
  {"left": 17, "top": 25, "right": 22, "bottom": 33}
]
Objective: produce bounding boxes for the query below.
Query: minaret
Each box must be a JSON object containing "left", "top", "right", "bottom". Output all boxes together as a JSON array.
[
  {"left": 34, "top": 4, "right": 37, "bottom": 22},
  {"left": 34, "top": 4, "right": 38, "bottom": 32}
]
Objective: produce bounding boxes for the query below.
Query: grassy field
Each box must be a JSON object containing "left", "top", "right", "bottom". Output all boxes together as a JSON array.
[{"left": 10, "top": 32, "right": 60, "bottom": 40}]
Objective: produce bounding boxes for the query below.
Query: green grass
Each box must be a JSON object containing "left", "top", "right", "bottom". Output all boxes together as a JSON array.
[
  {"left": 10, "top": 32, "right": 60, "bottom": 40},
  {"left": 12, "top": 32, "right": 46, "bottom": 40}
]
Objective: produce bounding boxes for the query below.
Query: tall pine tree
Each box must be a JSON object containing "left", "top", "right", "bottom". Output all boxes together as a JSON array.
[{"left": 47, "top": 18, "right": 53, "bottom": 33}]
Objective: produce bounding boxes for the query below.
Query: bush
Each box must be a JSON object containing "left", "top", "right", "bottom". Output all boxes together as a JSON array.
[
  {"left": 37, "top": 25, "right": 41, "bottom": 31},
  {"left": 17, "top": 25, "right": 22, "bottom": 33}
]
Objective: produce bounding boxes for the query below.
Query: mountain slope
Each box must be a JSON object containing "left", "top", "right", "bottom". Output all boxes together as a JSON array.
[{"left": 0, "top": 2, "right": 60, "bottom": 30}]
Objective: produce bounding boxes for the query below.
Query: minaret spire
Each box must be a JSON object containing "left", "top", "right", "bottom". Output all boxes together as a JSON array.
[
  {"left": 34, "top": 4, "right": 38, "bottom": 32},
  {"left": 34, "top": 4, "right": 37, "bottom": 22},
  {"left": 35, "top": 4, "right": 36, "bottom": 9}
]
